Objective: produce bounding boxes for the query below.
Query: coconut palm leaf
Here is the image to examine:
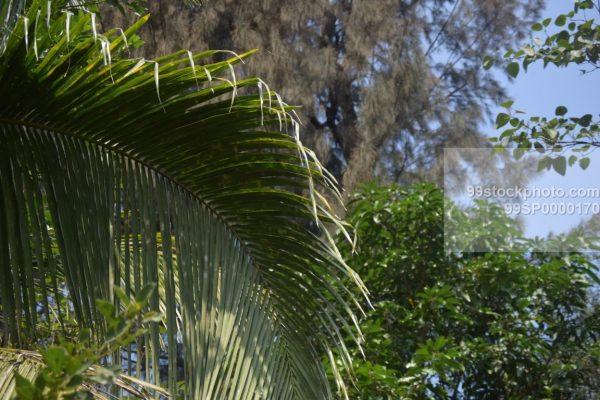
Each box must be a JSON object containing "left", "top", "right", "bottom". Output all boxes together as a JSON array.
[{"left": 0, "top": 1, "right": 365, "bottom": 399}]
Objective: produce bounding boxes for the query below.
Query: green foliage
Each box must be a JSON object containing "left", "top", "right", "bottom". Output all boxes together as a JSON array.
[
  {"left": 485, "top": 0, "right": 599, "bottom": 75},
  {"left": 488, "top": 0, "right": 600, "bottom": 167},
  {"left": 332, "top": 184, "right": 600, "bottom": 399},
  {"left": 12, "top": 285, "right": 165, "bottom": 400},
  {"left": 107, "top": 0, "right": 544, "bottom": 189}
]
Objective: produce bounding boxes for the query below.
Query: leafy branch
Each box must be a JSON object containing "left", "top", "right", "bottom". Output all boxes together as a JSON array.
[
  {"left": 12, "top": 284, "right": 168, "bottom": 400},
  {"left": 485, "top": 0, "right": 600, "bottom": 171}
]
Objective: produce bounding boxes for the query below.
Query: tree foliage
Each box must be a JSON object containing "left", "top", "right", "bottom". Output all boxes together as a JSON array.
[
  {"left": 489, "top": 0, "right": 600, "bottom": 172},
  {"left": 101, "top": 0, "right": 544, "bottom": 191},
  {"left": 334, "top": 184, "right": 600, "bottom": 399},
  {"left": 7, "top": 285, "right": 168, "bottom": 400}
]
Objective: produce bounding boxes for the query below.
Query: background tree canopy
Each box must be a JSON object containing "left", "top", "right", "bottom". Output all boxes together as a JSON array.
[
  {"left": 101, "top": 0, "right": 544, "bottom": 191},
  {"left": 335, "top": 184, "right": 600, "bottom": 399}
]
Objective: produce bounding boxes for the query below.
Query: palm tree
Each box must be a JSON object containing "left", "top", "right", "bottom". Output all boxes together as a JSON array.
[{"left": 0, "top": 1, "right": 365, "bottom": 398}]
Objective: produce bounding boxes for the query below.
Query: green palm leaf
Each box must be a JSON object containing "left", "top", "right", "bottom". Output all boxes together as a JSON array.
[{"left": 0, "top": 2, "right": 365, "bottom": 399}]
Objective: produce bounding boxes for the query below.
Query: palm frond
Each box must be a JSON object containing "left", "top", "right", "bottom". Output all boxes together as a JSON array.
[
  {"left": 0, "top": 2, "right": 365, "bottom": 399},
  {"left": 0, "top": 0, "right": 25, "bottom": 54}
]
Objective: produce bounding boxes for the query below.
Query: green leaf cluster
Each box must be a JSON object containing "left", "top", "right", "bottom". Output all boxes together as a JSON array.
[
  {"left": 332, "top": 184, "right": 600, "bottom": 399},
  {"left": 488, "top": 0, "right": 600, "bottom": 170},
  {"left": 8, "top": 285, "right": 167, "bottom": 400}
]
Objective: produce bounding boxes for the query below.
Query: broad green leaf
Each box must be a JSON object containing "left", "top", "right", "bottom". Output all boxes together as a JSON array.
[
  {"left": 568, "top": 155, "right": 577, "bottom": 166},
  {"left": 555, "top": 105, "right": 568, "bottom": 116},
  {"left": 579, "top": 114, "right": 592, "bottom": 126},
  {"left": 495, "top": 113, "right": 510, "bottom": 128},
  {"left": 43, "top": 347, "right": 67, "bottom": 374},
  {"left": 552, "top": 156, "right": 567, "bottom": 175},
  {"left": 580, "top": 157, "right": 591, "bottom": 170},
  {"left": 506, "top": 62, "right": 519, "bottom": 78},
  {"left": 96, "top": 300, "right": 116, "bottom": 319}
]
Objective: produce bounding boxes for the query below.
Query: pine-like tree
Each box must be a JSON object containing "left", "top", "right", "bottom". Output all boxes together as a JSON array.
[{"left": 103, "top": 0, "right": 543, "bottom": 191}]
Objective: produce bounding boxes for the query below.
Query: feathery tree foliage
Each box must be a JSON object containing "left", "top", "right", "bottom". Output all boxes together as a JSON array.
[
  {"left": 102, "top": 0, "right": 544, "bottom": 191},
  {"left": 0, "top": 0, "right": 366, "bottom": 398}
]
